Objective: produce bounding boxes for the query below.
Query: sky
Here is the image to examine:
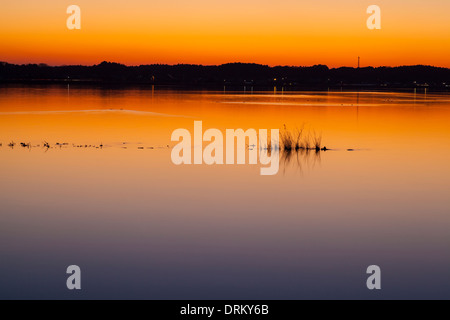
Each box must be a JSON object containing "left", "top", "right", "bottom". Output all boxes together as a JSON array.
[{"left": 1, "top": 0, "right": 449, "bottom": 67}]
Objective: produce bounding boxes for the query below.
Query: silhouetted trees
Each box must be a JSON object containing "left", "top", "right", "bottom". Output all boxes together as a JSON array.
[{"left": 0, "top": 61, "right": 448, "bottom": 89}]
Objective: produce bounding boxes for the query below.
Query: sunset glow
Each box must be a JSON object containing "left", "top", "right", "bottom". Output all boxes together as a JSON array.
[{"left": 1, "top": 0, "right": 449, "bottom": 67}]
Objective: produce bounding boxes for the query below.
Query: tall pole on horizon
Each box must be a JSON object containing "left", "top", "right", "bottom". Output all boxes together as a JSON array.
[{"left": 358, "top": 56, "right": 360, "bottom": 68}]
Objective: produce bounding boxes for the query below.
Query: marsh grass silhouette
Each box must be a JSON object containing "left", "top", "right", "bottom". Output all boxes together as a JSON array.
[
  {"left": 312, "top": 131, "right": 322, "bottom": 152},
  {"left": 279, "top": 125, "right": 327, "bottom": 174},
  {"left": 281, "top": 125, "right": 327, "bottom": 152}
]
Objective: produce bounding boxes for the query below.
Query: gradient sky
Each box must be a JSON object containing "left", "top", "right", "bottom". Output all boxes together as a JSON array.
[{"left": 1, "top": 0, "right": 449, "bottom": 67}]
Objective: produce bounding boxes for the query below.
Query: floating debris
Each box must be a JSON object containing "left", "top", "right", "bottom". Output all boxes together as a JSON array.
[{"left": 0, "top": 139, "right": 338, "bottom": 155}]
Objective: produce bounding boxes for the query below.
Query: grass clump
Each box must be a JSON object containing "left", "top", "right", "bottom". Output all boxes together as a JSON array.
[{"left": 281, "top": 125, "right": 327, "bottom": 152}]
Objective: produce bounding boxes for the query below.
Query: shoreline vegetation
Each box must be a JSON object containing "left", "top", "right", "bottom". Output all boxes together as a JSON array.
[
  {"left": 1, "top": 61, "right": 449, "bottom": 90},
  {"left": 280, "top": 125, "right": 327, "bottom": 152}
]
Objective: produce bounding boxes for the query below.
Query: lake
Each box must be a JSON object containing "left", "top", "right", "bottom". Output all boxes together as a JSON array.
[{"left": 0, "top": 85, "right": 449, "bottom": 299}]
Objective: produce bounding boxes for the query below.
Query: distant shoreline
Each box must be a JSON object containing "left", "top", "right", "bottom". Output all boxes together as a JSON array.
[
  {"left": 1, "top": 61, "right": 449, "bottom": 90},
  {"left": 1, "top": 82, "right": 448, "bottom": 93}
]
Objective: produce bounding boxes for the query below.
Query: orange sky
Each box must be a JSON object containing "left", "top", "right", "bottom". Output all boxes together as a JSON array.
[{"left": 1, "top": 0, "right": 449, "bottom": 67}]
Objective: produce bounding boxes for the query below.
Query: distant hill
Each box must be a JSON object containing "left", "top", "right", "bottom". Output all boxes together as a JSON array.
[{"left": 1, "top": 61, "right": 449, "bottom": 89}]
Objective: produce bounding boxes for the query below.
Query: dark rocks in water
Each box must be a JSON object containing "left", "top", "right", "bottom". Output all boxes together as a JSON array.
[{"left": 347, "top": 149, "right": 354, "bottom": 151}]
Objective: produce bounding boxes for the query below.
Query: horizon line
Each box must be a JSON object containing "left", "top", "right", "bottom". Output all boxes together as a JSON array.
[{"left": 1, "top": 61, "right": 449, "bottom": 70}]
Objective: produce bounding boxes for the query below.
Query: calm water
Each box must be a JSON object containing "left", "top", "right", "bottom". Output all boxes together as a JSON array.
[{"left": 0, "top": 86, "right": 449, "bottom": 299}]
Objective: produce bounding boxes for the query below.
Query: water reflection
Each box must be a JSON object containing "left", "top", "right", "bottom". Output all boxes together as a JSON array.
[
  {"left": 1, "top": 87, "right": 450, "bottom": 299},
  {"left": 280, "top": 147, "right": 322, "bottom": 174}
]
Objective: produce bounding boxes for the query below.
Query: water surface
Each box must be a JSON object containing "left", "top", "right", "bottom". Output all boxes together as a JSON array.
[{"left": 0, "top": 86, "right": 449, "bottom": 299}]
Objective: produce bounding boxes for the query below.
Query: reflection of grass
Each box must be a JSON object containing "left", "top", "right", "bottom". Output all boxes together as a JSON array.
[{"left": 280, "top": 142, "right": 322, "bottom": 175}]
